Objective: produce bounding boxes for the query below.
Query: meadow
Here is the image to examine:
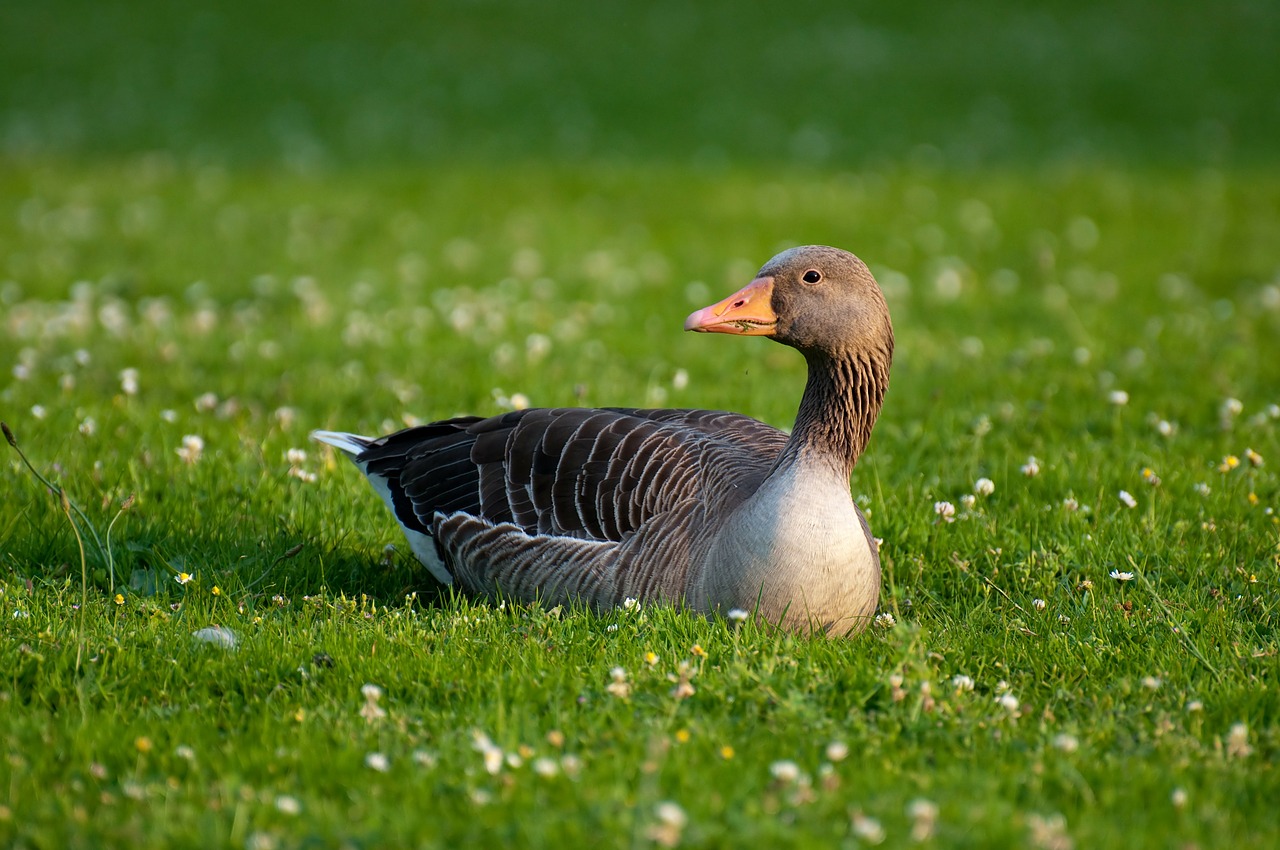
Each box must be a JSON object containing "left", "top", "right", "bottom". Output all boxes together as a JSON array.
[{"left": 2, "top": 1, "right": 1279, "bottom": 848}]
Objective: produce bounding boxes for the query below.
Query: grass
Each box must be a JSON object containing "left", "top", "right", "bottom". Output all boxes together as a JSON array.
[{"left": 2, "top": 0, "right": 1280, "bottom": 847}]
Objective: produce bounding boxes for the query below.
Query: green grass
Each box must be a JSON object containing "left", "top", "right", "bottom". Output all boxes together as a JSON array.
[{"left": 3, "top": 0, "right": 1280, "bottom": 847}]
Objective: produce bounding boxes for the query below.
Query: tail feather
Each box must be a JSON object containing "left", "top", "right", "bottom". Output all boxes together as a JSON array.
[{"left": 310, "top": 429, "right": 374, "bottom": 459}]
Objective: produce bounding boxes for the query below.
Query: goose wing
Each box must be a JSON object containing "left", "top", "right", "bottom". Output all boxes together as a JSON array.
[{"left": 350, "top": 407, "right": 787, "bottom": 545}]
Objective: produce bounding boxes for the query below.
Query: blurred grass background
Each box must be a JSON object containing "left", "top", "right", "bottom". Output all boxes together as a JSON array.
[{"left": 3, "top": 0, "right": 1277, "bottom": 169}]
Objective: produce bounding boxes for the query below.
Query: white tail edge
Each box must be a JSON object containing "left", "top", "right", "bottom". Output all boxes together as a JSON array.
[{"left": 310, "top": 429, "right": 373, "bottom": 459}]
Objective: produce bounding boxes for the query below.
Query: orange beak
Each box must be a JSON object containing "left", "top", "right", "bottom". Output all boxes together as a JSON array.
[{"left": 683, "top": 277, "right": 777, "bottom": 335}]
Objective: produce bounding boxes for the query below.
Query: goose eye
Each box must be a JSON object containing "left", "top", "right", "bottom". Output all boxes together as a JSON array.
[{"left": 802, "top": 269, "right": 822, "bottom": 284}]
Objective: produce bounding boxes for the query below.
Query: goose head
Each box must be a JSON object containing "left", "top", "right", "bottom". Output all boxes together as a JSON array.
[{"left": 684, "top": 245, "right": 892, "bottom": 361}]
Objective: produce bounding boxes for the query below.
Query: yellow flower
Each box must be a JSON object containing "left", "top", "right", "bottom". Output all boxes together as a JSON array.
[
  {"left": 644, "top": 651, "right": 659, "bottom": 667},
  {"left": 175, "top": 572, "right": 192, "bottom": 586},
  {"left": 211, "top": 586, "right": 221, "bottom": 596},
  {"left": 1248, "top": 492, "right": 1259, "bottom": 506},
  {"left": 720, "top": 745, "right": 735, "bottom": 760},
  {"left": 690, "top": 644, "right": 707, "bottom": 658},
  {"left": 1219, "top": 455, "right": 1240, "bottom": 473},
  {"left": 113, "top": 593, "right": 125, "bottom": 606},
  {"left": 135, "top": 736, "right": 153, "bottom": 754},
  {"left": 674, "top": 729, "right": 690, "bottom": 744}
]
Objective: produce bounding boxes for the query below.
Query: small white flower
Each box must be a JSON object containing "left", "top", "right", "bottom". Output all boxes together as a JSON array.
[
  {"left": 933, "top": 501, "right": 956, "bottom": 522},
  {"left": 672, "top": 369, "right": 689, "bottom": 391},
  {"left": 1186, "top": 700, "right": 1204, "bottom": 713},
  {"left": 874, "top": 612, "right": 896, "bottom": 629},
  {"left": 1110, "top": 569, "right": 1135, "bottom": 582},
  {"left": 1020, "top": 456, "right": 1040, "bottom": 477},
  {"left": 1141, "top": 676, "right": 1162, "bottom": 690},
  {"left": 960, "top": 494, "right": 976, "bottom": 510},
  {"left": 951, "top": 674, "right": 975, "bottom": 692},
  {"left": 1062, "top": 497, "right": 1079, "bottom": 511},
  {"left": 275, "top": 795, "right": 302, "bottom": 815},
  {"left": 120, "top": 368, "right": 140, "bottom": 396},
  {"left": 1221, "top": 397, "right": 1244, "bottom": 417},
  {"left": 974, "top": 477, "right": 995, "bottom": 496},
  {"left": 361, "top": 683, "right": 383, "bottom": 701},
  {"left": 851, "top": 812, "right": 885, "bottom": 844},
  {"left": 160, "top": 409, "right": 178, "bottom": 423},
  {"left": 1118, "top": 490, "right": 1137, "bottom": 508},
  {"left": 1155, "top": 419, "right": 1175, "bottom": 437},
  {"left": 365, "top": 752, "right": 390, "bottom": 772},
  {"left": 1053, "top": 733, "right": 1079, "bottom": 753},
  {"left": 532, "top": 757, "right": 559, "bottom": 777},
  {"left": 1226, "top": 722, "right": 1252, "bottom": 758},
  {"left": 769, "top": 760, "right": 801, "bottom": 784},
  {"left": 176, "top": 434, "right": 205, "bottom": 464},
  {"left": 286, "top": 448, "right": 308, "bottom": 465},
  {"left": 1032, "top": 598, "right": 1046, "bottom": 611},
  {"left": 1171, "top": 788, "right": 1188, "bottom": 808},
  {"left": 726, "top": 608, "right": 749, "bottom": 623},
  {"left": 174, "top": 572, "right": 193, "bottom": 585},
  {"left": 30, "top": 405, "right": 46, "bottom": 420},
  {"left": 621, "top": 597, "right": 640, "bottom": 612},
  {"left": 510, "top": 392, "right": 530, "bottom": 411},
  {"left": 996, "top": 693, "right": 1020, "bottom": 713},
  {"left": 1109, "top": 389, "right": 1130, "bottom": 406},
  {"left": 78, "top": 417, "right": 97, "bottom": 437},
  {"left": 825, "top": 741, "right": 849, "bottom": 762},
  {"left": 194, "top": 392, "right": 219, "bottom": 412}
]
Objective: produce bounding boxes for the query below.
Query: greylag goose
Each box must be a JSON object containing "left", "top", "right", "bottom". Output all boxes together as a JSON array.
[{"left": 313, "top": 245, "right": 893, "bottom": 635}]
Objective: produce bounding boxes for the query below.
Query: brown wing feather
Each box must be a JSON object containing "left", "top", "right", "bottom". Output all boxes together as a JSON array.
[{"left": 353, "top": 407, "right": 787, "bottom": 544}]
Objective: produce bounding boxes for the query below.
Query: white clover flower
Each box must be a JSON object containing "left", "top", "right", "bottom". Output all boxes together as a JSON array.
[
  {"left": 1020, "top": 456, "right": 1041, "bottom": 477},
  {"left": 286, "top": 448, "right": 308, "bottom": 465},
  {"left": 1118, "top": 490, "right": 1137, "bottom": 508},
  {"left": 960, "top": 494, "right": 976, "bottom": 510},
  {"left": 874, "top": 612, "right": 896, "bottom": 629},
  {"left": 951, "top": 674, "right": 975, "bottom": 692},
  {"left": 1141, "top": 676, "right": 1162, "bottom": 690},
  {"left": 621, "top": 597, "right": 640, "bottom": 612},
  {"left": 1062, "top": 497, "right": 1079, "bottom": 511},
  {"left": 1053, "top": 733, "right": 1079, "bottom": 753},
  {"left": 120, "top": 368, "right": 140, "bottom": 396},
  {"left": 933, "top": 501, "right": 956, "bottom": 522},
  {"left": 672, "top": 369, "right": 689, "bottom": 391},
  {"left": 1171, "top": 788, "right": 1188, "bottom": 808},
  {"left": 361, "top": 683, "right": 384, "bottom": 701},
  {"left": 160, "top": 409, "right": 178, "bottom": 423},
  {"left": 996, "top": 693, "right": 1019, "bottom": 713},
  {"left": 1186, "top": 700, "right": 1204, "bottom": 713},
  {"left": 769, "top": 760, "right": 801, "bottom": 784},
  {"left": 365, "top": 752, "right": 390, "bottom": 773},
  {"left": 194, "top": 392, "right": 219, "bottom": 412},
  {"left": 825, "top": 741, "right": 849, "bottom": 762},
  {"left": 176, "top": 434, "right": 205, "bottom": 464},
  {"left": 908, "top": 799, "right": 939, "bottom": 842},
  {"left": 974, "top": 477, "right": 995, "bottom": 496},
  {"left": 1108, "top": 389, "right": 1130, "bottom": 406},
  {"left": 79, "top": 417, "right": 97, "bottom": 437},
  {"left": 1221, "top": 398, "right": 1244, "bottom": 417},
  {"left": 1226, "top": 723, "right": 1253, "bottom": 759},
  {"left": 851, "top": 812, "right": 885, "bottom": 844},
  {"left": 1032, "top": 598, "right": 1046, "bottom": 611},
  {"left": 30, "top": 405, "right": 46, "bottom": 420},
  {"left": 275, "top": 795, "right": 302, "bottom": 815},
  {"left": 1155, "top": 419, "right": 1175, "bottom": 437},
  {"left": 532, "top": 757, "right": 559, "bottom": 777}
]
